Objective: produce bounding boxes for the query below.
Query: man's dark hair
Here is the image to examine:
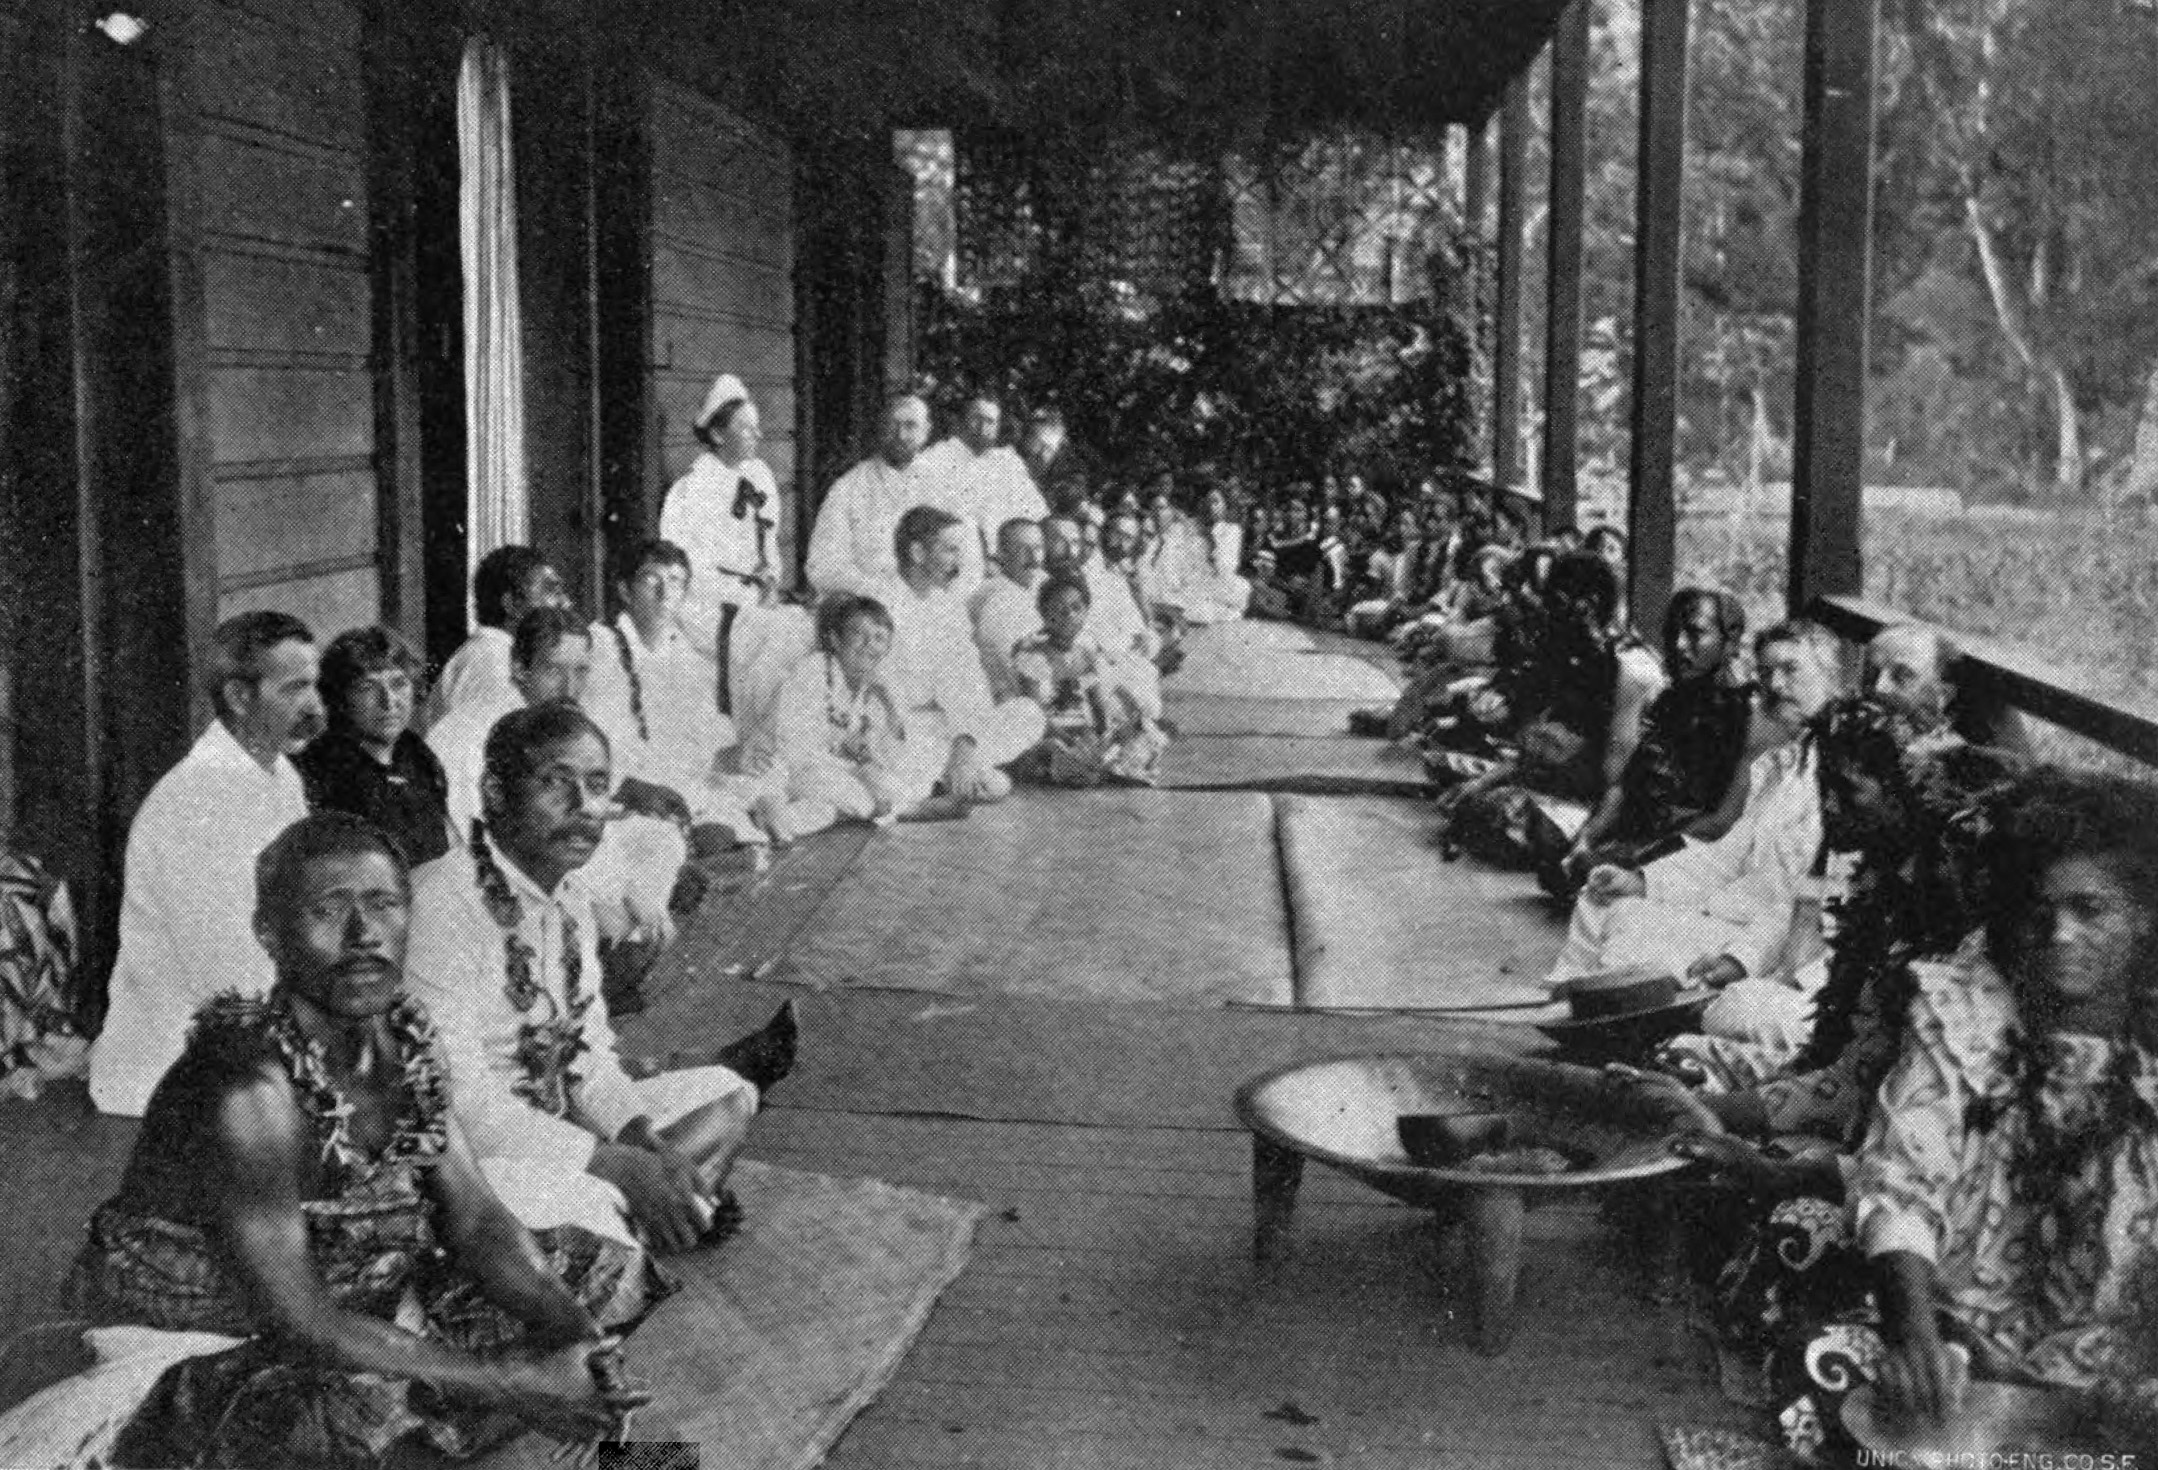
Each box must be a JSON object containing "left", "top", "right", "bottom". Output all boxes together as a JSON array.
[
  {"left": 816, "top": 593, "right": 894, "bottom": 653},
  {"left": 473, "top": 546, "right": 552, "bottom": 629},
  {"left": 255, "top": 811, "right": 408, "bottom": 926},
  {"left": 1662, "top": 588, "right": 1747, "bottom": 667},
  {"left": 1037, "top": 571, "right": 1092, "bottom": 614},
  {"left": 482, "top": 700, "right": 610, "bottom": 805},
  {"left": 614, "top": 537, "right": 691, "bottom": 589},
  {"left": 1544, "top": 550, "right": 1623, "bottom": 627},
  {"left": 208, "top": 610, "right": 314, "bottom": 721},
  {"left": 894, "top": 504, "right": 964, "bottom": 569},
  {"left": 510, "top": 606, "right": 591, "bottom": 673},
  {"left": 318, "top": 625, "right": 422, "bottom": 730}
]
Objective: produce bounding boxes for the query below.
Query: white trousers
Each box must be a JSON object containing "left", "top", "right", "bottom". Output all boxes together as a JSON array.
[
  {"left": 891, "top": 702, "right": 1048, "bottom": 806},
  {"left": 1547, "top": 893, "right": 1760, "bottom": 990},
  {"left": 481, "top": 1064, "right": 755, "bottom": 1247}
]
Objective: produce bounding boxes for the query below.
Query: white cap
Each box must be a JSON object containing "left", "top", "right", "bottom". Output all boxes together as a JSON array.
[{"left": 697, "top": 374, "right": 751, "bottom": 428}]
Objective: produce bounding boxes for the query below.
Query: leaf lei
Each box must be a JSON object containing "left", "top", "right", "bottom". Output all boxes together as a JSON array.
[
  {"left": 197, "top": 990, "right": 449, "bottom": 1186},
  {"left": 470, "top": 821, "right": 591, "bottom": 1118}
]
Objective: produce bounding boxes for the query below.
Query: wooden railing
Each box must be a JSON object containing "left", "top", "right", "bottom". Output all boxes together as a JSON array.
[{"left": 1808, "top": 594, "right": 2158, "bottom": 769}]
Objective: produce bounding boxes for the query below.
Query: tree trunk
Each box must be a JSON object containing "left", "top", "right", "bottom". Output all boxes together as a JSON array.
[
  {"left": 1965, "top": 195, "right": 2081, "bottom": 495},
  {"left": 2118, "top": 359, "right": 2158, "bottom": 506}
]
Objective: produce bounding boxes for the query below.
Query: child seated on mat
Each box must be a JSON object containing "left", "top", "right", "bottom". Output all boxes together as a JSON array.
[
  {"left": 1010, "top": 573, "right": 1167, "bottom": 787},
  {"left": 761, "top": 594, "right": 922, "bottom": 839}
]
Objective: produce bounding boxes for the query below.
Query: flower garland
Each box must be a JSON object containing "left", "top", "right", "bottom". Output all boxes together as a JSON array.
[
  {"left": 193, "top": 989, "right": 449, "bottom": 1187},
  {"left": 471, "top": 820, "right": 590, "bottom": 1118}
]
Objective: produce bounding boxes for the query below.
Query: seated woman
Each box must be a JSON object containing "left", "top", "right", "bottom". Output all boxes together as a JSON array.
[
  {"left": 297, "top": 624, "right": 454, "bottom": 869},
  {"left": 1010, "top": 573, "right": 1167, "bottom": 788},
  {"left": 1359, "top": 545, "right": 1517, "bottom": 740},
  {"left": 762, "top": 594, "right": 933, "bottom": 838},
  {"left": 1631, "top": 765, "right": 2158, "bottom": 1458},
  {"left": 1248, "top": 499, "right": 1325, "bottom": 622},
  {"left": 1852, "top": 768, "right": 2158, "bottom": 1446},
  {"left": 1182, "top": 485, "right": 1253, "bottom": 625},
  {"left": 8, "top": 814, "right": 653, "bottom": 1468},
  {"left": 1556, "top": 588, "right": 1755, "bottom": 891},
  {"left": 1437, "top": 552, "right": 1663, "bottom": 864},
  {"left": 1344, "top": 507, "right": 1426, "bottom": 640}
]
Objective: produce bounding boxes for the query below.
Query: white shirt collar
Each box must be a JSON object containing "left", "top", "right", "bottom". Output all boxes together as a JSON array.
[{"left": 200, "top": 714, "right": 292, "bottom": 779}]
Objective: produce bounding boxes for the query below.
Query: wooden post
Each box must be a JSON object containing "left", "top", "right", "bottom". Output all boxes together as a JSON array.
[
  {"left": 1493, "top": 76, "right": 1529, "bottom": 494},
  {"left": 1788, "top": 0, "right": 1877, "bottom": 610},
  {"left": 362, "top": 0, "right": 428, "bottom": 648},
  {"left": 1542, "top": 0, "right": 1590, "bottom": 530},
  {"left": 1628, "top": 0, "right": 1691, "bottom": 639},
  {"left": 1464, "top": 119, "right": 1491, "bottom": 468}
]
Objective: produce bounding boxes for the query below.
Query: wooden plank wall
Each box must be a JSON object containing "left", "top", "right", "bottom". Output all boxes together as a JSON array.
[
  {"left": 185, "top": 0, "right": 382, "bottom": 635},
  {"left": 647, "top": 82, "right": 800, "bottom": 577}
]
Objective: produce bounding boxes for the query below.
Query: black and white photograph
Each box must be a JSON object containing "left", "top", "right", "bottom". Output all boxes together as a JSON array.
[{"left": 1, "top": 0, "right": 2156, "bottom": 1464}]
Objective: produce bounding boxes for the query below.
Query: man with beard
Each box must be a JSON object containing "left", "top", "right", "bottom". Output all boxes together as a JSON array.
[
  {"left": 1862, "top": 620, "right": 2030, "bottom": 753},
  {"left": 37, "top": 813, "right": 654, "bottom": 1468},
  {"left": 1092, "top": 510, "right": 1167, "bottom": 671},
  {"left": 918, "top": 394, "right": 1048, "bottom": 565},
  {"left": 407, "top": 702, "right": 795, "bottom": 1253},
  {"left": 873, "top": 506, "right": 1047, "bottom": 808},
  {"left": 1545, "top": 621, "right": 1846, "bottom": 1049},
  {"left": 808, "top": 393, "right": 982, "bottom": 599},
  {"left": 90, "top": 612, "right": 327, "bottom": 1116}
]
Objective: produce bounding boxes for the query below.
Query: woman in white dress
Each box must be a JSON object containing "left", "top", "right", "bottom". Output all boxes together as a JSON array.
[{"left": 1178, "top": 485, "right": 1251, "bottom": 625}]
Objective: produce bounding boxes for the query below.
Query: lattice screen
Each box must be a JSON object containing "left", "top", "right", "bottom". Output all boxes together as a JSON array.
[{"left": 956, "top": 128, "right": 1455, "bottom": 307}]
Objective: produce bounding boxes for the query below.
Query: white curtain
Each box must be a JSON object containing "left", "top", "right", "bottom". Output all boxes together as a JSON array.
[{"left": 458, "top": 36, "right": 528, "bottom": 581}]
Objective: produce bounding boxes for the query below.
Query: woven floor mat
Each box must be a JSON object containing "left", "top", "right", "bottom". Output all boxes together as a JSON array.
[
  {"left": 774, "top": 788, "right": 1294, "bottom": 1006},
  {"left": 1167, "top": 621, "right": 1401, "bottom": 702},
  {"left": 1160, "top": 734, "right": 1430, "bottom": 794},
  {"left": 1162, "top": 694, "right": 1382, "bottom": 739},
  {"left": 1275, "top": 793, "right": 1564, "bottom": 1010},
  {"left": 487, "top": 1160, "right": 980, "bottom": 1470}
]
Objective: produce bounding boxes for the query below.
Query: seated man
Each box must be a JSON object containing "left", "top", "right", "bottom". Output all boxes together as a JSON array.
[
  {"left": 872, "top": 506, "right": 1047, "bottom": 807},
  {"left": 969, "top": 516, "right": 1047, "bottom": 701},
  {"left": 582, "top": 537, "right": 778, "bottom": 846},
  {"left": 428, "top": 606, "right": 685, "bottom": 957},
  {"left": 421, "top": 545, "right": 568, "bottom": 732},
  {"left": 43, "top": 813, "right": 652, "bottom": 1468},
  {"left": 807, "top": 392, "right": 982, "bottom": 600},
  {"left": 1864, "top": 619, "right": 2031, "bottom": 754},
  {"left": 89, "top": 612, "right": 323, "bottom": 1117},
  {"left": 408, "top": 702, "right": 794, "bottom": 1253},
  {"left": 1095, "top": 510, "right": 1174, "bottom": 675},
  {"left": 298, "top": 624, "right": 455, "bottom": 870},
  {"left": 917, "top": 393, "right": 1048, "bottom": 565},
  {"left": 1547, "top": 620, "right": 1845, "bottom": 1052},
  {"left": 1010, "top": 573, "right": 1166, "bottom": 787}
]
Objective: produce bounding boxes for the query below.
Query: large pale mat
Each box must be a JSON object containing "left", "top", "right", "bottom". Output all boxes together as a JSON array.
[
  {"left": 777, "top": 789, "right": 1294, "bottom": 1005},
  {"left": 1168, "top": 620, "right": 1400, "bottom": 702},
  {"left": 1276, "top": 794, "right": 1563, "bottom": 1010},
  {"left": 1161, "top": 733, "right": 1429, "bottom": 794},
  {"left": 491, "top": 1160, "right": 981, "bottom": 1470}
]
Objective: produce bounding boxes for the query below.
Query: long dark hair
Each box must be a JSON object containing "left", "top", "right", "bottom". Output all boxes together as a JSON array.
[{"left": 1793, "top": 702, "right": 2018, "bottom": 1078}]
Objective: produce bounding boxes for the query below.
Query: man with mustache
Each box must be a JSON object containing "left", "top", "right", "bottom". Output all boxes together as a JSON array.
[
  {"left": 407, "top": 701, "right": 792, "bottom": 1253},
  {"left": 90, "top": 611, "right": 327, "bottom": 1116},
  {"left": 1547, "top": 621, "right": 1846, "bottom": 1049},
  {"left": 49, "top": 812, "right": 653, "bottom": 1467}
]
